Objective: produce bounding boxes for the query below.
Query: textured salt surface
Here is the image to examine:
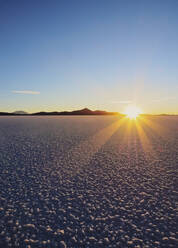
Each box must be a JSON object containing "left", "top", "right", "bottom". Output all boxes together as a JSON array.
[{"left": 0, "top": 116, "right": 177, "bottom": 247}]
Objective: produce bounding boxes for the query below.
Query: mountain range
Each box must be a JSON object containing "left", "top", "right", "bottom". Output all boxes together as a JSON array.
[
  {"left": 0, "top": 108, "right": 120, "bottom": 116},
  {"left": 0, "top": 108, "right": 176, "bottom": 116}
]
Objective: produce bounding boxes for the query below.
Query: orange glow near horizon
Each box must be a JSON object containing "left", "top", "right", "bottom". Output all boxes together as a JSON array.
[{"left": 123, "top": 106, "right": 142, "bottom": 119}]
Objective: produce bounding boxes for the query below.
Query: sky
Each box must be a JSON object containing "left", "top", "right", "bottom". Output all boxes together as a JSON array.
[{"left": 0, "top": 0, "right": 178, "bottom": 114}]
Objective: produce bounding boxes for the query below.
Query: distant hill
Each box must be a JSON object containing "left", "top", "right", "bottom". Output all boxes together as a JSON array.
[
  {"left": 33, "top": 108, "right": 121, "bottom": 116},
  {"left": 0, "top": 112, "right": 13, "bottom": 116},
  {"left": 13, "top": 111, "right": 28, "bottom": 115},
  {"left": 0, "top": 108, "right": 176, "bottom": 116}
]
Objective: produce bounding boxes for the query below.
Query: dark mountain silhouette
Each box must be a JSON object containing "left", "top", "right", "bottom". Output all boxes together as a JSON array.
[
  {"left": 0, "top": 111, "right": 28, "bottom": 116},
  {"left": 33, "top": 108, "right": 120, "bottom": 116},
  {"left": 0, "top": 108, "right": 176, "bottom": 116},
  {"left": 13, "top": 111, "right": 28, "bottom": 115},
  {"left": 0, "top": 112, "right": 13, "bottom": 116}
]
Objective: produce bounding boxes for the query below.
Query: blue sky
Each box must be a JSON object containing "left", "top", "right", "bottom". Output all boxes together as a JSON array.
[{"left": 0, "top": 0, "right": 178, "bottom": 114}]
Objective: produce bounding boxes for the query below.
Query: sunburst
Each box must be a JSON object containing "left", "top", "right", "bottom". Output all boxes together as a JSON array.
[{"left": 124, "top": 105, "right": 142, "bottom": 119}]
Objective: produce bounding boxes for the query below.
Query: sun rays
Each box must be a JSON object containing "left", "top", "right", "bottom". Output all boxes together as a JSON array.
[
  {"left": 124, "top": 106, "right": 142, "bottom": 120},
  {"left": 67, "top": 117, "right": 127, "bottom": 174},
  {"left": 65, "top": 114, "right": 167, "bottom": 177}
]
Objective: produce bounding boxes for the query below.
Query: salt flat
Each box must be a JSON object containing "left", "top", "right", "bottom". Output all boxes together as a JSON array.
[{"left": 0, "top": 116, "right": 177, "bottom": 247}]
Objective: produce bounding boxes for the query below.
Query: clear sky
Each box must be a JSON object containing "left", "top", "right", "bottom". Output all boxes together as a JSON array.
[{"left": 0, "top": 0, "right": 178, "bottom": 114}]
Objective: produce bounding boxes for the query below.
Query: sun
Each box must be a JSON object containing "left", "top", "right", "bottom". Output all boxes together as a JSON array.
[{"left": 124, "top": 106, "right": 142, "bottom": 119}]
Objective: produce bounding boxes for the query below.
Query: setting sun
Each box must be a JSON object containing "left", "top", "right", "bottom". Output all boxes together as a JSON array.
[{"left": 124, "top": 106, "right": 142, "bottom": 119}]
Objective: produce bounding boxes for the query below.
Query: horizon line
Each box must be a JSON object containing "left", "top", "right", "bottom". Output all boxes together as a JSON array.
[{"left": 0, "top": 108, "right": 178, "bottom": 116}]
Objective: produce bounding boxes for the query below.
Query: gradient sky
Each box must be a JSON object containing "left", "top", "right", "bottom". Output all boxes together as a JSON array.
[{"left": 0, "top": 0, "right": 178, "bottom": 114}]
